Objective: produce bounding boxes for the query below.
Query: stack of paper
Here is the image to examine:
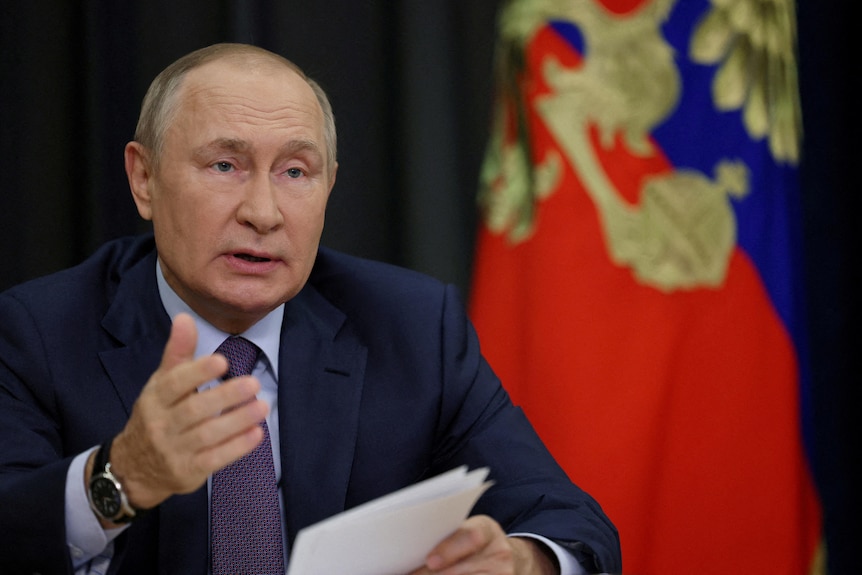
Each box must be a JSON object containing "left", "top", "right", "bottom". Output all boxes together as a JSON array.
[{"left": 286, "top": 466, "right": 492, "bottom": 575}]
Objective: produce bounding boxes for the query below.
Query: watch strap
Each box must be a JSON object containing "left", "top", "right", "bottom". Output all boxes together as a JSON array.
[{"left": 94, "top": 440, "right": 111, "bottom": 475}]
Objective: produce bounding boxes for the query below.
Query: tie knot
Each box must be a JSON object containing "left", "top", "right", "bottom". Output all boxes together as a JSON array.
[{"left": 216, "top": 336, "right": 260, "bottom": 379}]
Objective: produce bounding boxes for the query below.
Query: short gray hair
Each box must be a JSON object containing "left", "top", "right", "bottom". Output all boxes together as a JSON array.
[{"left": 134, "top": 43, "right": 337, "bottom": 172}]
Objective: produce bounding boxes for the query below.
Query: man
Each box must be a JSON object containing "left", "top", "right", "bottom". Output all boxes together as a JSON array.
[{"left": 0, "top": 44, "right": 621, "bottom": 574}]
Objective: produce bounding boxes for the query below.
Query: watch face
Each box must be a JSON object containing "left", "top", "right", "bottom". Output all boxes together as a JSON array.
[{"left": 91, "top": 476, "right": 122, "bottom": 518}]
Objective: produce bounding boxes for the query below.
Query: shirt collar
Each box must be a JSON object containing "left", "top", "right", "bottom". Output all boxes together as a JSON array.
[{"left": 155, "top": 259, "right": 284, "bottom": 374}]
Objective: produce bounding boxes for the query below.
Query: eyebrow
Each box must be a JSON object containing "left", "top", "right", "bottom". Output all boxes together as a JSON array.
[
  {"left": 193, "top": 138, "right": 250, "bottom": 157},
  {"left": 280, "top": 138, "right": 322, "bottom": 159}
]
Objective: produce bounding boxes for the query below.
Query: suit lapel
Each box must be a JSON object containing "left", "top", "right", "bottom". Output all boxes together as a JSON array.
[
  {"left": 99, "top": 248, "right": 170, "bottom": 414},
  {"left": 276, "top": 285, "right": 368, "bottom": 552}
]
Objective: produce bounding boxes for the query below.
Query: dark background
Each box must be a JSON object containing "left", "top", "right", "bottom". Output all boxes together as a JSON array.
[{"left": 0, "top": 1, "right": 857, "bottom": 573}]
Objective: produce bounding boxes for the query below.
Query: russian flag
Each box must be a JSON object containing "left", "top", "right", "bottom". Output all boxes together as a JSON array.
[{"left": 469, "top": 0, "right": 823, "bottom": 573}]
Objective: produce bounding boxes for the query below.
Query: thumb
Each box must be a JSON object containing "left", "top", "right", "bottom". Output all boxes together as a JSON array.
[{"left": 159, "top": 312, "right": 198, "bottom": 371}]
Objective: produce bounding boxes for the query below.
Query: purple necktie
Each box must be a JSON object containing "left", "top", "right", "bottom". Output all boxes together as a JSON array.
[{"left": 211, "top": 336, "right": 285, "bottom": 575}]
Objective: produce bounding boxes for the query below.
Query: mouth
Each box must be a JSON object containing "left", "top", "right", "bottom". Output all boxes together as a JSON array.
[{"left": 234, "top": 253, "right": 272, "bottom": 263}]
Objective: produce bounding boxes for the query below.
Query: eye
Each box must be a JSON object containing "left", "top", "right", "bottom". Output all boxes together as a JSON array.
[
  {"left": 213, "top": 161, "right": 234, "bottom": 173},
  {"left": 286, "top": 167, "right": 304, "bottom": 179}
]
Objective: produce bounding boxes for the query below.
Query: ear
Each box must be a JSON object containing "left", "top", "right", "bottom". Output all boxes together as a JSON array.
[
  {"left": 125, "top": 141, "right": 155, "bottom": 221},
  {"left": 326, "top": 161, "right": 338, "bottom": 199}
]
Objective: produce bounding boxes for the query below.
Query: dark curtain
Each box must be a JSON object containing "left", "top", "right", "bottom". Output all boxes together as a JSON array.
[
  {"left": 0, "top": 1, "right": 857, "bottom": 574},
  {"left": 797, "top": 2, "right": 859, "bottom": 574}
]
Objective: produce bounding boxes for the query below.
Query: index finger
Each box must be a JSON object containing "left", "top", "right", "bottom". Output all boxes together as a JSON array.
[{"left": 423, "top": 516, "right": 496, "bottom": 571}]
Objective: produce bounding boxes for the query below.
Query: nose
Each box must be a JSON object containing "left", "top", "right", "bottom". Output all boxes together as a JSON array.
[{"left": 236, "top": 173, "right": 284, "bottom": 233}]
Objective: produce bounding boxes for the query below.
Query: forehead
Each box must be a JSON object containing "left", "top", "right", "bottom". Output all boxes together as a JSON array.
[{"left": 171, "top": 58, "right": 324, "bottom": 144}]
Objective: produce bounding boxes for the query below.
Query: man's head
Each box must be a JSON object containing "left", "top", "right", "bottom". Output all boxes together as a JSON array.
[{"left": 125, "top": 43, "right": 338, "bottom": 334}]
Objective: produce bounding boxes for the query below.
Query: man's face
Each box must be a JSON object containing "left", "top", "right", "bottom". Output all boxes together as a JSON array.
[{"left": 127, "top": 58, "right": 336, "bottom": 333}]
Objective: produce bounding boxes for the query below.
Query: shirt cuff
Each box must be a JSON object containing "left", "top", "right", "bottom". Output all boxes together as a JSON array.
[
  {"left": 509, "top": 532, "right": 587, "bottom": 575},
  {"left": 65, "top": 446, "right": 128, "bottom": 567}
]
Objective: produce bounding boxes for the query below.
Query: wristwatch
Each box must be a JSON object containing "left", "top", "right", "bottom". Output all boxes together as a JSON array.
[{"left": 87, "top": 440, "right": 147, "bottom": 524}]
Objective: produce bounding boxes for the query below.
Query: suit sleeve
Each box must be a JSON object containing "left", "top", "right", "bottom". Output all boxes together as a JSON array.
[
  {"left": 0, "top": 290, "right": 77, "bottom": 573},
  {"left": 430, "top": 284, "right": 622, "bottom": 574}
]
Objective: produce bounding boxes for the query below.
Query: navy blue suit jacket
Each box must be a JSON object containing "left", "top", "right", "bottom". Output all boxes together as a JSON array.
[{"left": 0, "top": 234, "right": 620, "bottom": 574}]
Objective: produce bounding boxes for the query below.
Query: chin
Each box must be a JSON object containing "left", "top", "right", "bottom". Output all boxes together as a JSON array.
[
  {"left": 226, "top": 294, "right": 284, "bottom": 315},
  {"left": 232, "top": 288, "right": 297, "bottom": 313}
]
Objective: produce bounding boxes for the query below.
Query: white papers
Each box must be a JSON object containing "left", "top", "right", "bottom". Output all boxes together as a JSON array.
[{"left": 286, "top": 466, "right": 492, "bottom": 575}]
